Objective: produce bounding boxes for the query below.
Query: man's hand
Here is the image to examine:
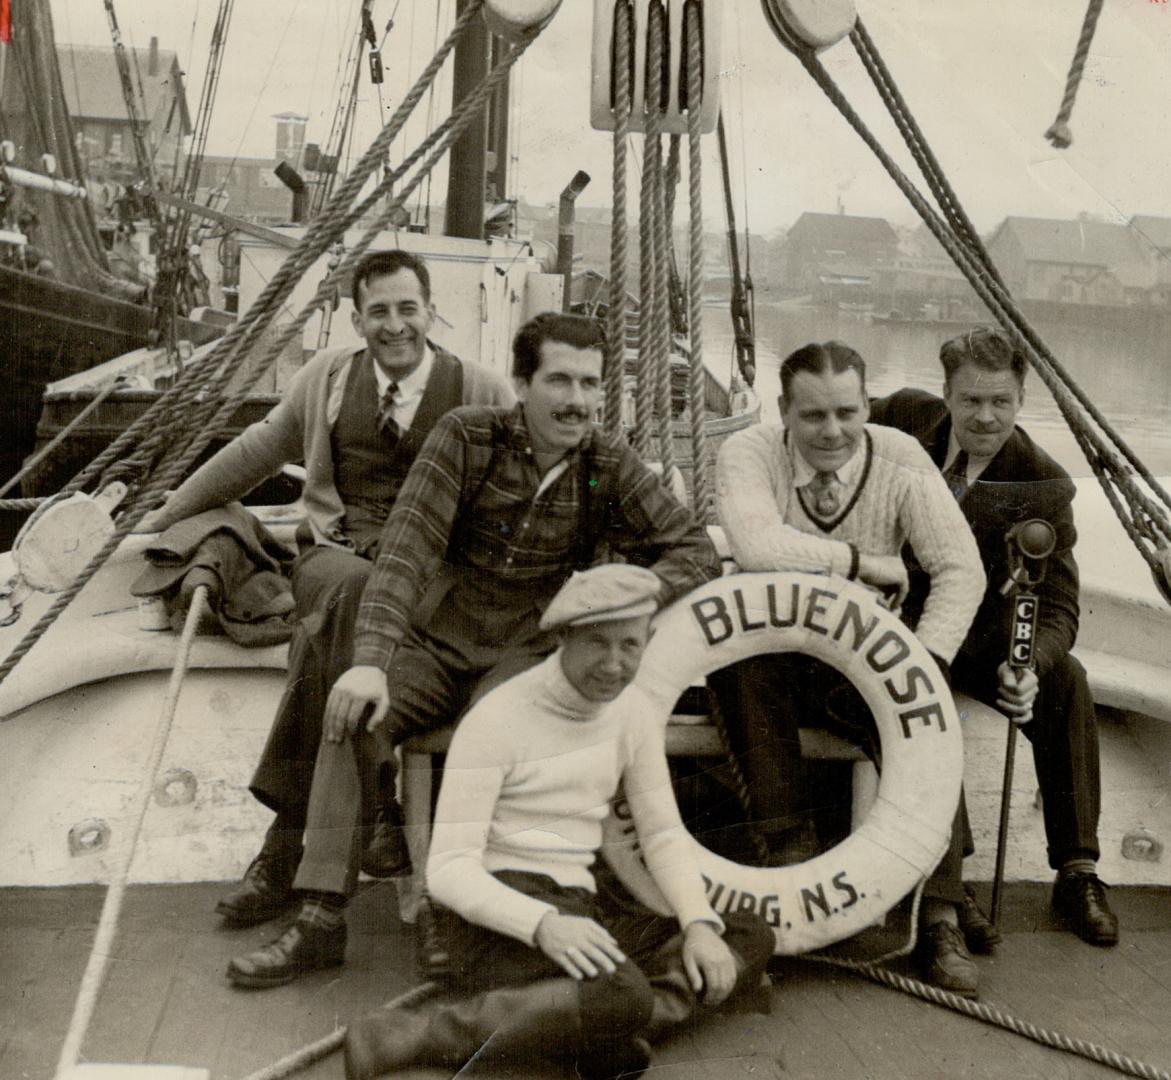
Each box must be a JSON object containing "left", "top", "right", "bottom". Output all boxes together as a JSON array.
[
  {"left": 323, "top": 664, "right": 390, "bottom": 742},
  {"left": 534, "top": 912, "right": 627, "bottom": 980},
  {"left": 132, "top": 498, "right": 175, "bottom": 534},
  {"left": 856, "top": 553, "right": 909, "bottom": 609},
  {"left": 995, "top": 662, "right": 1039, "bottom": 726},
  {"left": 681, "top": 921, "right": 737, "bottom": 1007}
]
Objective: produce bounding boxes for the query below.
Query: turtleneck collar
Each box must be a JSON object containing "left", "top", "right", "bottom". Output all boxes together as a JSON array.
[{"left": 542, "top": 650, "right": 606, "bottom": 721}]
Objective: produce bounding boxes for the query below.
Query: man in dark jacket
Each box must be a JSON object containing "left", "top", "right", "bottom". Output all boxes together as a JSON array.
[{"left": 870, "top": 327, "right": 1118, "bottom": 948}]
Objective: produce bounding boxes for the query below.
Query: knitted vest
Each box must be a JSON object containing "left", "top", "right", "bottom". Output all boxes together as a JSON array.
[{"left": 332, "top": 350, "right": 464, "bottom": 556}]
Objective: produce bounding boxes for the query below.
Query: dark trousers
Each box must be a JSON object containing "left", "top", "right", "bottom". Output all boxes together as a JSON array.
[
  {"left": 709, "top": 652, "right": 968, "bottom": 905},
  {"left": 954, "top": 652, "right": 1100, "bottom": 869},
  {"left": 249, "top": 545, "right": 376, "bottom": 838},
  {"left": 440, "top": 869, "right": 775, "bottom": 1034},
  {"left": 293, "top": 634, "right": 553, "bottom": 897}
]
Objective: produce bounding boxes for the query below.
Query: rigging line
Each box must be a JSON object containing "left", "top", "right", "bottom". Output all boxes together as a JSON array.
[
  {"left": 217, "top": 0, "right": 305, "bottom": 190},
  {"left": 421, "top": 0, "right": 444, "bottom": 227},
  {"left": 57, "top": 11, "right": 86, "bottom": 161}
]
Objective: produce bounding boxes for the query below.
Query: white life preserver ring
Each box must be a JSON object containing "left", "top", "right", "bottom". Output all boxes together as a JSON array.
[{"left": 603, "top": 571, "right": 963, "bottom": 955}]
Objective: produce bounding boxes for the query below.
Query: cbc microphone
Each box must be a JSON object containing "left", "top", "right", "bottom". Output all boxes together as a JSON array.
[
  {"left": 999, "top": 518, "right": 1057, "bottom": 596},
  {"left": 1002, "top": 519, "right": 1055, "bottom": 669}
]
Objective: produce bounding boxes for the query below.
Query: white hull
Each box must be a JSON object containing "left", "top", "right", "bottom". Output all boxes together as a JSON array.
[{"left": 0, "top": 480, "right": 1168, "bottom": 892}]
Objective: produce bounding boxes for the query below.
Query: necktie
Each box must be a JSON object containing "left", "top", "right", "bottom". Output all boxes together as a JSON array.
[
  {"left": 944, "top": 449, "right": 969, "bottom": 501},
  {"left": 807, "top": 470, "right": 841, "bottom": 519},
  {"left": 377, "top": 380, "right": 400, "bottom": 438}
]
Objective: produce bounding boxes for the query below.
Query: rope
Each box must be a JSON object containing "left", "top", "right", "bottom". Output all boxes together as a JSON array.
[
  {"left": 0, "top": 380, "right": 124, "bottom": 501},
  {"left": 684, "top": 0, "right": 711, "bottom": 519},
  {"left": 781, "top": 29, "right": 1171, "bottom": 599},
  {"left": 634, "top": 8, "right": 662, "bottom": 461},
  {"left": 604, "top": 0, "right": 633, "bottom": 440},
  {"left": 0, "top": 16, "right": 541, "bottom": 691},
  {"left": 1044, "top": 0, "right": 1106, "bottom": 149},
  {"left": 647, "top": 3, "right": 674, "bottom": 475},
  {"left": 235, "top": 981, "right": 441, "bottom": 1080},
  {"left": 816, "top": 958, "right": 1171, "bottom": 1080},
  {"left": 55, "top": 583, "right": 211, "bottom": 1076},
  {"left": 0, "top": 498, "right": 50, "bottom": 513}
]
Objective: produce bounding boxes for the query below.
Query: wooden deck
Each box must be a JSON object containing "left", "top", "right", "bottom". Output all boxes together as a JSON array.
[{"left": 4, "top": 882, "right": 1171, "bottom": 1080}]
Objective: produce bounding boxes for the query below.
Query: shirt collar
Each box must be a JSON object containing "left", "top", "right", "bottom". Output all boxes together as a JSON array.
[
  {"left": 371, "top": 342, "right": 434, "bottom": 400},
  {"left": 785, "top": 430, "right": 865, "bottom": 487},
  {"left": 943, "top": 429, "right": 996, "bottom": 480}
]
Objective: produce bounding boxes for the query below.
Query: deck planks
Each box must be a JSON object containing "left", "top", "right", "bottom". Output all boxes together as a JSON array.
[{"left": 4, "top": 882, "right": 1171, "bottom": 1080}]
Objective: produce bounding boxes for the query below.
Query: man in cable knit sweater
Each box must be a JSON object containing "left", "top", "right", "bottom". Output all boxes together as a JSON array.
[
  {"left": 710, "top": 340, "right": 986, "bottom": 994},
  {"left": 343, "top": 564, "right": 774, "bottom": 1079},
  {"left": 144, "top": 249, "right": 513, "bottom": 927}
]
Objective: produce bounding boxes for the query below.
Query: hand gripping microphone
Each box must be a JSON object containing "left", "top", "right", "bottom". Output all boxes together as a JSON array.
[{"left": 1000, "top": 518, "right": 1056, "bottom": 666}]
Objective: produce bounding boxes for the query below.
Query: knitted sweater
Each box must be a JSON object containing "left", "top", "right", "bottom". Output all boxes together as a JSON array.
[
  {"left": 715, "top": 422, "right": 985, "bottom": 662},
  {"left": 154, "top": 343, "right": 513, "bottom": 547},
  {"left": 427, "top": 652, "right": 721, "bottom": 946}
]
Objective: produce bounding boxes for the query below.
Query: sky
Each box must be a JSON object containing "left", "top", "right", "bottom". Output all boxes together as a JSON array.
[{"left": 44, "top": 0, "right": 1171, "bottom": 236}]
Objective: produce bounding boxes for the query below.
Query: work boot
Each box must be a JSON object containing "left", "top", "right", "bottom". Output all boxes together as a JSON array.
[
  {"left": 215, "top": 824, "right": 300, "bottom": 927},
  {"left": 226, "top": 918, "right": 346, "bottom": 989},
  {"left": 917, "top": 921, "right": 979, "bottom": 998},
  {"left": 414, "top": 894, "right": 451, "bottom": 982},
  {"left": 344, "top": 977, "right": 586, "bottom": 1078},
  {"left": 957, "top": 884, "right": 1002, "bottom": 954},
  {"left": 360, "top": 802, "right": 411, "bottom": 879},
  {"left": 1052, "top": 871, "right": 1119, "bottom": 946}
]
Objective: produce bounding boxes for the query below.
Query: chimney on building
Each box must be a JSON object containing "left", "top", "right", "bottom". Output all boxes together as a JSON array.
[{"left": 148, "top": 36, "right": 159, "bottom": 76}]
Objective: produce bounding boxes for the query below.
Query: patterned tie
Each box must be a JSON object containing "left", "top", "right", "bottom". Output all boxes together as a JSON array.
[
  {"left": 377, "top": 380, "right": 400, "bottom": 439},
  {"left": 944, "top": 449, "right": 969, "bottom": 501},
  {"left": 807, "top": 470, "right": 841, "bottom": 519}
]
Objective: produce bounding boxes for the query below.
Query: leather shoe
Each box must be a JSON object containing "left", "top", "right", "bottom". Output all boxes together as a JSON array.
[
  {"left": 361, "top": 804, "right": 411, "bottom": 879},
  {"left": 227, "top": 919, "right": 346, "bottom": 988},
  {"left": 1052, "top": 872, "right": 1119, "bottom": 946},
  {"left": 917, "top": 921, "right": 979, "bottom": 998},
  {"left": 958, "top": 885, "right": 1002, "bottom": 954},
  {"left": 215, "top": 846, "right": 298, "bottom": 927}
]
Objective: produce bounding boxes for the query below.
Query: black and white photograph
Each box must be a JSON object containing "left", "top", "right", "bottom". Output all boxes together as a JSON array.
[{"left": 2, "top": 1, "right": 1170, "bottom": 1077}]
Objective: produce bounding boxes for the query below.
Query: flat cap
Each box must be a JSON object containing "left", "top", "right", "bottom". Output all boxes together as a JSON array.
[{"left": 539, "top": 564, "right": 661, "bottom": 631}]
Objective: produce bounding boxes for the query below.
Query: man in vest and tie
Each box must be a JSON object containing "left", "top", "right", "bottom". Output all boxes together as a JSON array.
[
  {"left": 145, "top": 248, "right": 514, "bottom": 927},
  {"left": 710, "top": 340, "right": 987, "bottom": 994},
  {"left": 870, "top": 328, "right": 1119, "bottom": 950}
]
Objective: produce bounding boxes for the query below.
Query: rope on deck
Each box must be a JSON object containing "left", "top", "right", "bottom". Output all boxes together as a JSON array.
[
  {"left": 235, "top": 981, "right": 441, "bottom": 1080},
  {"left": 604, "top": 0, "right": 632, "bottom": 440},
  {"left": 55, "top": 584, "right": 210, "bottom": 1077},
  {"left": 820, "top": 958, "right": 1171, "bottom": 1080},
  {"left": 1045, "top": 0, "right": 1106, "bottom": 149}
]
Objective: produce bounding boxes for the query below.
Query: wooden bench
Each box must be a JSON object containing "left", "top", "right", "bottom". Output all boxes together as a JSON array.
[{"left": 397, "top": 715, "right": 877, "bottom": 922}]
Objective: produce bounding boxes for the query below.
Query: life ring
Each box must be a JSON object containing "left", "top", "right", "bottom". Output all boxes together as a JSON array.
[{"left": 602, "top": 571, "right": 963, "bottom": 955}]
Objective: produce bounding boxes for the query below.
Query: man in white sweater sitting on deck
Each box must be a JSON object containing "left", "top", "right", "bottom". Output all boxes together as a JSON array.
[
  {"left": 709, "top": 340, "right": 986, "bottom": 995},
  {"left": 343, "top": 564, "right": 774, "bottom": 1079}
]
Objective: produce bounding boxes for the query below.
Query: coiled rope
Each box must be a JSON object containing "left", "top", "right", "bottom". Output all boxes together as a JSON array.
[
  {"left": 1045, "top": 0, "right": 1106, "bottom": 150},
  {"left": 0, "top": 7, "right": 543, "bottom": 691},
  {"left": 775, "top": 18, "right": 1171, "bottom": 604},
  {"left": 604, "top": 0, "right": 633, "bottom": 440}
]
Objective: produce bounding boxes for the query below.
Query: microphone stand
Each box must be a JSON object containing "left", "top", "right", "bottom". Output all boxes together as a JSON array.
[{"left": 989, "top": 520, "right": 1056, "bottom": 927}]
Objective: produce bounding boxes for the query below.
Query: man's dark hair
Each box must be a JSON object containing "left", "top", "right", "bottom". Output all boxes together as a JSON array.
[
  {"left": 351, "top": 249, "right": 431, "bottom": 309},
  {"left": 939, "top": 327, "right": 1027, "bottom": 389},
  {"left": 779, "top": 341, "right": 867, "bottom": 400},
  {"left": 511, "top": 312, "right": 607, "bottom": 383}
]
